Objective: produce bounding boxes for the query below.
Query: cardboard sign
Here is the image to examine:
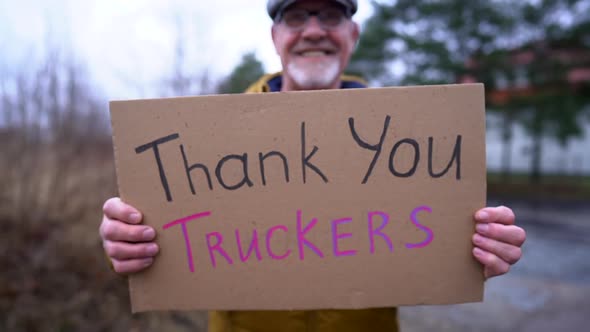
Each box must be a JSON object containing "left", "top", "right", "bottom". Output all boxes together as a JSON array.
[{"left": 110, "top": 84, "right": 486, "bottom": 313}]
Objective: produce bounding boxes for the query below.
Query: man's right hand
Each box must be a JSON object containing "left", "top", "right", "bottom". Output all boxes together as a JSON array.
[{"left": 99, "top": 197, "right": 159, "bottom": 274}]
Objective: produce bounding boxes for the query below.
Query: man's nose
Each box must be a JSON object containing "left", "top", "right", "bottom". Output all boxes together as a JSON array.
[{"left": 301, "top": 16, "right": 327, "bottom": 40}]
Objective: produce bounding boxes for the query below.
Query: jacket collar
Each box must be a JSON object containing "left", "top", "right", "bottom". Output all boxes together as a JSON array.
[{"left": 245, "top": 72, "right": 367, "bottom": 93}]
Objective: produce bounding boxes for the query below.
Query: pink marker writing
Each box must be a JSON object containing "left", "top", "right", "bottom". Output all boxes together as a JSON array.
[
  {"left": 162, "top": 211, "right": 212, "bottom": 273},
  {"left": 331, "top": 217, "right": 357, "bottom": 257},
  {"left": 296, "top": 210, "right": 324, "bottom": 260},
  {"left": 368, "top": 211, "right": 394, "bottom": 254},
  {"left": 266, "top": 225, "right": 291, "bottom": 260},
  {"left": 405, "top": 205, "right": 433, "bottom": 248},
  {"left": 235, "top": 229, "right": 262, "bottom": 263}
]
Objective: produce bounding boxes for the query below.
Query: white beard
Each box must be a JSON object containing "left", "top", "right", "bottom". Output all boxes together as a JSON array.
[{"left": 287, "top": 58, "right": 340, "bottom": 90}]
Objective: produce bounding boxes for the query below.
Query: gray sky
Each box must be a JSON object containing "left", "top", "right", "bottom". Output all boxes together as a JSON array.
[
  {"left": 0, "top": 0, "right": 373, "bottom": 99},
  {"left": 2, "top": 1, "right": 589, "bottom": 172}
]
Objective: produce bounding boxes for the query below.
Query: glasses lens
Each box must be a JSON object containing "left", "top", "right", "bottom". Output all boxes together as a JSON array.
[
  {"left": 282, "top": 9, "right": 308, "bottom": 29},
  {"left": 318, "top": 8, "right": 345, "bottom": 27}
]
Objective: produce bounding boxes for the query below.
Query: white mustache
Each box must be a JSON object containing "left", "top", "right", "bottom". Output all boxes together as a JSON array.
[{"left": 292, "top": 42, "right": 338, "bottom": 54}]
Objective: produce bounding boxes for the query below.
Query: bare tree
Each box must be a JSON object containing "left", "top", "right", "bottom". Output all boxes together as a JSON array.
[{"left": 159, "top": 13, "right": 214, "bottom": 97}]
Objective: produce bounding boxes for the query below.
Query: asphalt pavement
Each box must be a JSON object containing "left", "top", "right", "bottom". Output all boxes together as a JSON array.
[{"left": 399, "top": 199, "right": 590, "bottom": 332}]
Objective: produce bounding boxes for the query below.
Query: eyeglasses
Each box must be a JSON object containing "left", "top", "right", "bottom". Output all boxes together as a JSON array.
[{"left": 276, "top": 7, "right": 351, "bottom": 31}]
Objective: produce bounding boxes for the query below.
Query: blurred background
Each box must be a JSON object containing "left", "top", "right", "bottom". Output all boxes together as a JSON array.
[{"left": 1, "top": 0, "right": 588, "bottom": 331}]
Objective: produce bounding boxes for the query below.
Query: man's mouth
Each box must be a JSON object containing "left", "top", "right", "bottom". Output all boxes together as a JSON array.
[{"left": 297, "top": 50, "right": 335, "bottom": 57}]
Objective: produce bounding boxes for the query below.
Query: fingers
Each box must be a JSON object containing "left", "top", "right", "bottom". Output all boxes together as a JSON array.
[
  {"left": 473, "top": 233, "right": 522, "bottom": 265},
  {"left": 472, "top": 206, "right": 525, "bottom": 279},
  {"left": 103, "top": 240, "right": 159, "bottom": 260},
  {"left": 475, "top": 206, "right": 515, "bottom": 225},
  {"left": 472, "top": 247, "right": 511, "bottom": 279},
  {"left": 100, "top": 217, "right": 156, "bottom": 242},
  {"left": 111, "top": 257, "right": 154, "bottom": 275},
  {"left": 103, "top": 197, "right": 143, "bottom": 224},
  {"left": 100, "top": 197, "right": 157, "bottom": 275},
  {"left": 475, "top": 223, "right": 526, "bottom": 247}
]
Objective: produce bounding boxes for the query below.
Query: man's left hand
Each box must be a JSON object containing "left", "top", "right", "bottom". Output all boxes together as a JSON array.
[{"left": 472, "top": 206, "right": 526, "bottom": 279}]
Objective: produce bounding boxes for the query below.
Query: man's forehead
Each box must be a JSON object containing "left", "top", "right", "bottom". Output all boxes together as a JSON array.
[
  {"left": 268, "top": 0, "right": 357, "bottom": 20},
  {"left": 288, "top": 0, "right": 344, "bottom": 9}
]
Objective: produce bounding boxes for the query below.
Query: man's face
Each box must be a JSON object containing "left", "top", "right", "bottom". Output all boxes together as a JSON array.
[{"left": 271, "top": 0, "right": 359, "bottom": 91}]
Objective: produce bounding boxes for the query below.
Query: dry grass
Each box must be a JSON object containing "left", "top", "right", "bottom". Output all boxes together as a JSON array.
[
  {"left": 0, "top": 132, "right": 207, "bottom": 331},
  {"left": 0, "top": 56, "right": 208, "bottom": 332}
]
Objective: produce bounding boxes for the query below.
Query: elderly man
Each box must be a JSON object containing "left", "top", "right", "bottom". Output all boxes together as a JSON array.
[{"left": 100, "top": 0, "right": 526, "bottom": 331}]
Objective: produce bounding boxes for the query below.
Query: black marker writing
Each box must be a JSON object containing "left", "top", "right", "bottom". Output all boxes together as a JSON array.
[
  {"left": 348, "top": 116, "right": 391, "bottom": 184},
  {"left": 135, "top": 133, "right": 180, "bottom": 202},
  {"left": 301, "top": 122, "right": 328, "bottom": 183}
]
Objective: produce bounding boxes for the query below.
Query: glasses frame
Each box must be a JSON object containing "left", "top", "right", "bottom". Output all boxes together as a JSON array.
[{"left": 275, "top": 6, "right": 353, "bottom": 31}]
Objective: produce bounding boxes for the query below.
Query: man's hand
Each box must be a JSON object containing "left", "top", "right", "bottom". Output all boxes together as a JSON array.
[
  {"left": 99, "top": 197, "right": 159, "bottom": 274},
  {"left": 472, "top": 206, "right": 526, "bottom": 279}
]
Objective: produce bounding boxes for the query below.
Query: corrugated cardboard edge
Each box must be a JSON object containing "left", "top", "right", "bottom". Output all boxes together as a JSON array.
[
  {"left": 481, "top": 83, "right": 489, "bottom": 302},
  {"left": 108, "top": 101, "right": 137, "bottom": 312},
  {"left": 109, "top": 83, "right": 489, "bottom": 311},
  {"left": 469, "top": 83, "right": 487, "bottom": 303}
]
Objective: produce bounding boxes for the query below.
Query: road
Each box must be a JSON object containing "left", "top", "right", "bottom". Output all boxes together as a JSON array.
[{"left": 400, "top": 199, "right": 590, "bottom": 332}]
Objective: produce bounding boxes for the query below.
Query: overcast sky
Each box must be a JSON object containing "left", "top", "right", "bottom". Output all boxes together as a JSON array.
[
  {"left": 0, "top": 0, "right": 373, "bottom": 99},
  {"left": 2, "top": 0, "right": 589, "bottom": 172}
]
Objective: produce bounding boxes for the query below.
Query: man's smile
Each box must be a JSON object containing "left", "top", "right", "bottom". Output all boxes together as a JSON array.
[{"left": 300, "top": 50, "right": 331, "bottom": 56}]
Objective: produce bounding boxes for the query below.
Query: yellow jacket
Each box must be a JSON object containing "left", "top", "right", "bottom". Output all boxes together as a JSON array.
[
  {"left": 208, "top": 72, "right": 399, "bottom": 332},
  {"left": 244, "top": 72, "right": 368, "bottom": 93}
]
